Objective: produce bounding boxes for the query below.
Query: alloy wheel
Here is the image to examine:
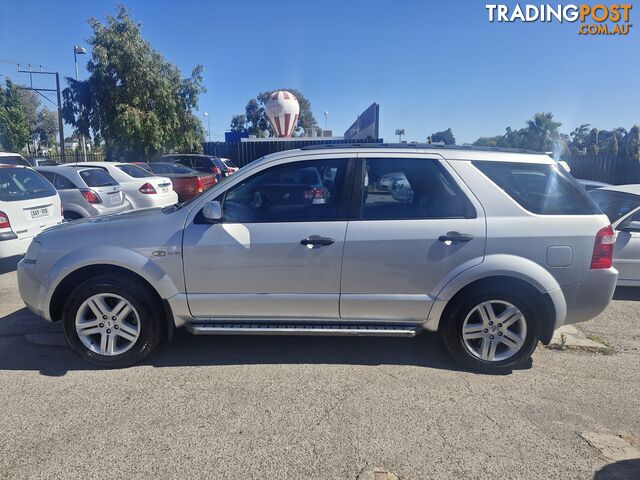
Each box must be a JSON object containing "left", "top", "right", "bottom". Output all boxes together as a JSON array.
[
  {"left": 75, "top": 293, "right": 141, "bottom": 356},
  {"left": 461, "top": 300, "right": 527, "bottom": 362}
]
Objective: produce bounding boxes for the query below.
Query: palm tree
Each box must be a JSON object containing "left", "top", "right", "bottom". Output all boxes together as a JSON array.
[{"left": 525, "top": 112, "right": 562, "bottom": 152}]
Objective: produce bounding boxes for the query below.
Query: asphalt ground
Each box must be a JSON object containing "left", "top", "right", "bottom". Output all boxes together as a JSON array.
[{"left": 1, "top": 256, "right": 638, "bottom": 479}]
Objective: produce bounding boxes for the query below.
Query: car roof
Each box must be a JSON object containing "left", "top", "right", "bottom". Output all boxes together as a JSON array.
[
  {"left": 0, "top": 152, "right": 26, "bottom": 157},
  {"left": 598, "top": 184, "right": 640, "bottom": 196},
  {"left": 251, "top": 144, "right": 555, "bottom": 168}
]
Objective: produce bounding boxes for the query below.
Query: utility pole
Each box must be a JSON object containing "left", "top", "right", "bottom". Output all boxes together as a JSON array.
[
  {"left": 73, "top": 46, "right": 88, "bottom": 161},
  {"left": 395, "top": 128, "right": 405, "bottom": 143},
  {"left": 17, "top": 66, "right": 65, "bottom": 162},
  {"left": 204, "top": 112, "right": 211, "bottom": 142}
]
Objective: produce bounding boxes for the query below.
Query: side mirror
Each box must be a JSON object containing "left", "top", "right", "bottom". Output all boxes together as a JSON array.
[{"left": 202, "top": 200, "right": 222, "bottom": 223}]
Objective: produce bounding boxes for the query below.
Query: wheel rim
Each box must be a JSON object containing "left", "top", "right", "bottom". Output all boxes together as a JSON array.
[
  {"left": 461, "top": 300, "right": 527, "bottom": 362},
  {"left": 75, "top": 293, "right": 141, "bottom": 356}
]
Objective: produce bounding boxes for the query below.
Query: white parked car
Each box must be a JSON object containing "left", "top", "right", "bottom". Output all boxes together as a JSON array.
[
  {"left": 66, "top": 162, "right": 178, "bottom": 209},
  {"left": 0, "top": 165, "right": 63, "bottom": 259},
  {"left": 589, "top": 185, "right": 640, "bottom": 286},
  {"left": 18, "top": 145, "right": 617, "bottom": 373}
]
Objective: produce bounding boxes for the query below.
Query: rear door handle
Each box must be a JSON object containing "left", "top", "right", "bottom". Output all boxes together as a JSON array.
[
  {"left": 438, "top": 232, "right": 474, "bottom": 243},
  {"left": 300, "top": 235, "right": 335, "bottom": 247}
]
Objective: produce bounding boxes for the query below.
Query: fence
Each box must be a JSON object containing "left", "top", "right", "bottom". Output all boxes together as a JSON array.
[
  {"left": 25, "top": 152, "right": 107, "bottom": 164},
  {"left": 565, "top": 153, "right": 639, "bottom": 185},
  {"left": 203, "top": 137, "right": 384, "bottom": 167}
]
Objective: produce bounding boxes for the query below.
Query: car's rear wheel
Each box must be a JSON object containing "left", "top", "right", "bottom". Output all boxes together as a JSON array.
[
  {"left": 62, "top": 274, "right": 161, "bottom": 367},
  {"left": 440, "top": 287, "right": 540, "bottom": 374}
]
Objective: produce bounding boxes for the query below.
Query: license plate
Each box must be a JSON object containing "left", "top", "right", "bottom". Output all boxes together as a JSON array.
[
  {"left": 30, "top": 207, "right": 49, "bottom": 219},
  {"left": 107, "top": 194, "right": 120, "bottom": 205},
  {"left": 161, "top": 187, "right": 169, "bottom": 194}
]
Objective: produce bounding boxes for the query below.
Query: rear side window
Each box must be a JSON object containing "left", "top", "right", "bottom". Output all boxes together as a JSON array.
[
  {"left": 473, "top": 161, "right": 600, "bottom": 215},
  {"left": 116, "top": 164, "right": 154, "bottom": 178},
  {"left": 359, "top": 158, "right": 475, "bottom": 220},
  {"left": 80, "top": 169, "right": 118, "bottom": 187},
  {"left": 0, "top": 168, "right": 57, "bottom": 201}
]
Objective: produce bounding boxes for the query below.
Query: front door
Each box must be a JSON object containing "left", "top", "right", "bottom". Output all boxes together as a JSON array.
[
  {"left": 183, "top": 157, "right": 355, "bottom": 319},
  {"left": 340, "top": 155, "right": 486, "bottom": 322}
]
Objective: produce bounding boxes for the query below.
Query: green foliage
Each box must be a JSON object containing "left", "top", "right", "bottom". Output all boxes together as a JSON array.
[
  {"left": 62, "top": 6, "right": 205, "bottom": 160},
  {"left": 586, "top": 128, "right": 599, "bottom": 155},
  {"left": 35, "top": 109, "right": 59, "bottom": 147},
  {"left": 233, "top": 89, "right": 318, "bottom": 138},
  {"left": 473, "top": 112, "right": 562, "bottom": 153},
  {"left": 430, "top": 128, "right": 455, "bottom": 145},
  {"left": 0, "top": 79, "right": 30, "bottom": 152},
  {"left": 625, "top": 126, "right": 640, "bottom": 163}
]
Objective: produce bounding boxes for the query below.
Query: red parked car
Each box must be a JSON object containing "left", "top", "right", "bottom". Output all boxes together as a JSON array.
[{"left": 135, "top": 162, "right": 217, "bottom": 202}]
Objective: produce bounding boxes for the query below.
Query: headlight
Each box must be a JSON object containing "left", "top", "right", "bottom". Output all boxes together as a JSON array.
[{"left": 24, "top": 240, "right": 42, "bottom": 263}]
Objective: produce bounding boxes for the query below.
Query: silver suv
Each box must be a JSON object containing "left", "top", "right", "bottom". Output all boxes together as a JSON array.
[{"left": 17, "top": 145, "right": 618, "bottom": 373}]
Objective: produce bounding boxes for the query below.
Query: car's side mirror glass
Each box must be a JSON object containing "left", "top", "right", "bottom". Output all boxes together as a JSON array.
[{"left": 202, "top": 200, "right": 223, "bottom": 223}]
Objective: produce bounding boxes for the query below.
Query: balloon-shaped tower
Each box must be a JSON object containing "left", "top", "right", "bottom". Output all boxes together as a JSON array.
[{"left": 265, "top": 91, "right": 300, "bottom": 137}]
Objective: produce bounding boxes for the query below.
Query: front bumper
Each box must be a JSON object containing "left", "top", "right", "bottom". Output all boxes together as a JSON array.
[
  {"left": 560, "top": 267, "right": 618, "bottom": 326},
  {"left": 17, "top": 259, "right": 51, "bottom": 321}
]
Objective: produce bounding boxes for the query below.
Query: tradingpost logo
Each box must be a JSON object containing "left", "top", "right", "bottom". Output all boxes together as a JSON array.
[{"left": 486, "top": 3, "right": 633, "bottom": 35}]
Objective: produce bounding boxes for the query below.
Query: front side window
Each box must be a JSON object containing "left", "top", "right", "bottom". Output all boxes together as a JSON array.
[
  {"left": 474, "top": 160, "right": 600, "bottom": 215},
  {"left": 222, "top": 159, "right": 348, "bottom": 223},
  {"left": 359, "top": 158, "right": 475, "bottom": 220}
]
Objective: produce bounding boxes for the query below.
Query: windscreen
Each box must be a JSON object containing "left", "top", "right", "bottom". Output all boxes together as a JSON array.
[
  {"left": 80, "top": 169, "right": 118, "bottom": 187},
  {"left": 0, "top": 167, "right": 57, "bottom": 201},
  {"left": 589, "top": 189, "right": 640, "bottom": 223}
]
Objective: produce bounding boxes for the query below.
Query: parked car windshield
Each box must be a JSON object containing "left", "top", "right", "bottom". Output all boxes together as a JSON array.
[
  {"left": 117, "top": 164, "right": 155, "bottom": 178},
  {"left": 0, "top": 155, "right": 30, "bottom": 167},
  {"left": 588, "top": 189, "right": 640, "bottom": 223},
  {"left": 79, "top": 168, "right": 119, "bottom": 187},
  {"left": 0, "top": 167, "right": 57, "bottom": 201},
  {"left": 150, "top": 163, "right": 195, "bottom": 174}
]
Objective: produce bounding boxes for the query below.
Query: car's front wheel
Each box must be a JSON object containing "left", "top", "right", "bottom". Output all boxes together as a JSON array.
[
  {"left": 440, "top": 287, "right": 540, "bottom": 374},
  {"left": 62, "top": 274, "right": 161, "bottom": 367}
]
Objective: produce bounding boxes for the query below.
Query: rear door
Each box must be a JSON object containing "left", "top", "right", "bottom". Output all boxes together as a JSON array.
[{"left": 340, "top": 155, "right": 486, "bottom": 322}]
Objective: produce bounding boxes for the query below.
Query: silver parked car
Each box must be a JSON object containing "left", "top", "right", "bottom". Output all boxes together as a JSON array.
[
  {"left": 35, "top": 166, "right": 131, "bottom": 220},
  {"left": 589, "top": 185, "right": 640, "bottom": 286},
  {"left": 17, "top": 145, "right": 618, "bottom": 372}
]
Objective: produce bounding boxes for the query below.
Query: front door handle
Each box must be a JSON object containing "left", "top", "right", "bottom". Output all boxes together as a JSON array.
[
  {"left": 438, "top": 232, "right": 474, "bottom": 243},
  {"left": 300, "top": 235, "right": 335, "bottom": 247}
]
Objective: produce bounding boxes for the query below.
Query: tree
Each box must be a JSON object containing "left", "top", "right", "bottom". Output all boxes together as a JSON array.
[
  {"left": 586, "top": 128, "right": 599, "bottom": 155},
  {"left": 230, "top": 114, "right": 247, "bottom": 132},
  {"left": 472, "top": 135, "right": 502, "bottom": 147},
  {"left": 62, "top": 6, "right": 206, "bottom": 160},
  {"left": 523, "top": 112, "right": 561, "bottom": 152},
  {"left": 35, "top": 109, "right": 59, "bottom": 148},
  {"left": 430, "top": 128, "right": 455, "bottom": 145},
  {"left": 625, "top": 125, "right": 640, "bottom": 163},
  {"left": 0, "top": 79, "right": 30, "bottom": 152}
]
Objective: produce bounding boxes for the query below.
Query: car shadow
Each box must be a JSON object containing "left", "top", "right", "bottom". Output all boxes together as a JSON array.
[
  {"left": 613, "top": 287, "right": 640, "bottom": 301},
  {"left": 593, "top": 458, "right": 640, "bottom": 479},
  {"left": 0, "top": 307, "right": 531, "bottom": 377},
  {"left": 0, "top": 255, "right": 22, "bottom": 274}
]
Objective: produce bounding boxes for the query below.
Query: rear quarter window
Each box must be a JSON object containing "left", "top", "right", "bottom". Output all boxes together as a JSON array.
[{"left": 473, "top": 161, "right": 600, "bottom": 215}]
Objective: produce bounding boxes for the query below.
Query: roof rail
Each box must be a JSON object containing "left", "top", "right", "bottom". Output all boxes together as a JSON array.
[{"left": 299, "top": 143, "right": 545, "bottom": 155}]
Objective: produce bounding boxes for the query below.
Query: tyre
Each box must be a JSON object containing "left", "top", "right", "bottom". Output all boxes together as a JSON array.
[
  {"left": 62, "top": 274, "right": 162, "bottom": 367},
  {"left": 440, "top": 286, "right": 540, "bottom": 374}
]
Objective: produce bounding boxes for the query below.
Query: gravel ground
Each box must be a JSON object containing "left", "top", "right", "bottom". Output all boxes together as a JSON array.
[{"left": 0, "top": 256, "right": 638, "bottom": 480}]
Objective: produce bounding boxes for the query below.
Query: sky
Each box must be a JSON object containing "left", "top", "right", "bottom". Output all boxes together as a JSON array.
[{"left": 1, "top": 0, "right": 638, "bottom": 144}]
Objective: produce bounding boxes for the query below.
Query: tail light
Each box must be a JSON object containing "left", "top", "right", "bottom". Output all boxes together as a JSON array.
[
  {"left": 211, "top": 165, "right": 222, "bottom": 176},
  {"left": 0, "top": 211, "right": 10, "bottom": 229},
  {"left": 80, "top": 189, "right": 102, "bottom": 204},
  {"left": 591, "top": 225, "right": 615, "bottom": 269},
  {"left": 196, "top": 177, "right": 204, "bottom": 193},
  {"left": 139, "top": 182, "right": 157, "bottom": 194},
  {"left": 304, "top": 187, "right": 326, "bottom": 200}
]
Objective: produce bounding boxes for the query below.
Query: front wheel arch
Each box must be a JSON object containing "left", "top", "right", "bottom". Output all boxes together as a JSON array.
[{"left": 49, "top": 264, "right": 174, "bottom": 342}]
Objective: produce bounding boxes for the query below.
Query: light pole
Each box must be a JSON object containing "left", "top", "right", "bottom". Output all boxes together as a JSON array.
[
  {"left": 323, "top": 111, "right": 329, "bottom": 135},
  {"left": 204, "top": 112, "right": 211, "bottom": 142},
  {"left": 73, "top": 46, "right": 88, "bottom": 161},
  {"left": 395, "top": 128, "right": 405, "bottom": 143}
]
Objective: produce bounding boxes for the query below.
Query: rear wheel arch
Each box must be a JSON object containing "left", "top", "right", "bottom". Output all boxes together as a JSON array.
[
  {"left": 438, "top": 275, "right": 556, "bottom": 344},
  {"left": 49, "top": 264, "right": 174, "bottom": 341}
]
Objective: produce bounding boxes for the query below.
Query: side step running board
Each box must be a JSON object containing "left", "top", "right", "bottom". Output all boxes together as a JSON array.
[{"left": 185, "top": 323, "right": 418, "bottom": 337}]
